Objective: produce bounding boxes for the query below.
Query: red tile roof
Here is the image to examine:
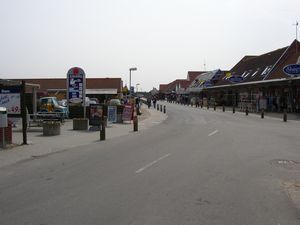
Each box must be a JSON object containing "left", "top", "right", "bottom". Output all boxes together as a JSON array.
[{"left": 12, "top": 78, "right": 123, "bottom": 93}]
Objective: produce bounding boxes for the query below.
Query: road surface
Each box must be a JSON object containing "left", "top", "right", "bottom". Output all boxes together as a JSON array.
[{"left": 1, "top": 102, "right": 300, "bottom": 225}]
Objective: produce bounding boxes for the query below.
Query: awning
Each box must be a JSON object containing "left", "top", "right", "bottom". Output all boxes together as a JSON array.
[{"left": 86, "top": 89, "right": 118, "bottom": 95}]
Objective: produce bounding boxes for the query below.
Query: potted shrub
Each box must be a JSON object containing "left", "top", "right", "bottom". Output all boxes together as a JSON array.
[{"left": 43, "top": 121, "right": 61, "bottom": 136}]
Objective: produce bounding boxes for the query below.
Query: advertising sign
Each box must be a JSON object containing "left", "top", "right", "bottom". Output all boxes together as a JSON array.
[
  {"left": 229, "top": 75, "right": 243, "bottom": 83},
  {"left": 67, "top": 67, "right": 86, "bottom": 104},
  {"left": 107, "top": 106, "right": 117, "bottom": 123},
  {"left": 89, "top": 104, "right": 103, "bottom": 126},
  {"left": 0, "top": 86, "right": 21, "bottom": 114},
  {"left": 283, "top": 64, "right": 300, "bottom": 77},
  {"left": 122, "top": 104, "right": 133, "bottom": 122}
]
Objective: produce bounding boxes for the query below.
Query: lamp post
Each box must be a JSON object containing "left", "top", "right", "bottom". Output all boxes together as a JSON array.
[
  {"left": 129, "top": 67, "right": 137, "bottom": 96},
  {"left": 136, "top": 83, "right": 140, "bottom": 94}
]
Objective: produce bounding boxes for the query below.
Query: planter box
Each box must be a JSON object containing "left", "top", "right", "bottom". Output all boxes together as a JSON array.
[
  {"left": 73, "top": 118, "right": 89, "bottom": 130},
  {"left": 43, "top": 122, "right": 61, "bottom": 136}
]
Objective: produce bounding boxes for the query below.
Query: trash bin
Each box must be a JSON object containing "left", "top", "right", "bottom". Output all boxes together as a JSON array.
[{"left": 0, "top": 107, "right": 12, "bottom": 147}]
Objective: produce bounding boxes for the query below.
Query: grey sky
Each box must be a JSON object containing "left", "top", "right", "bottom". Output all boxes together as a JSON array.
[{"left": 0, "top": 0, "right": 299, "bottom": 91}]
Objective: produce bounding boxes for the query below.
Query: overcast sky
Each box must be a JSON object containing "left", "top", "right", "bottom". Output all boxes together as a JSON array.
[{"left": 0, "top": 0, "right": 299, "bottom": 91}]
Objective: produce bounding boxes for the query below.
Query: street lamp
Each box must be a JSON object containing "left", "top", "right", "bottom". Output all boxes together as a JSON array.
[
  {"left": 136, "top": 83, "right": 140, "bottom": 94},
  {"left": 129, "top": 67, "right": 137, "bottom": 96}
]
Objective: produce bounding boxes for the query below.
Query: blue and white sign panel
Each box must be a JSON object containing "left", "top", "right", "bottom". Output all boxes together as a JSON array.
[
  {"left": 283, "top": 64, "right": 300, "bottom": 77},
  {"left": 67, "top": 67, "right": 86, "bottom": 104},
  {"left": 107, "top": 106, "right": 117, "bottom": 123},
  {"left": 0, "top": 86, "right": 21, "bottom": 114},
  {"left": 229, "top": 76, "right": 243, "bottom": 83}
]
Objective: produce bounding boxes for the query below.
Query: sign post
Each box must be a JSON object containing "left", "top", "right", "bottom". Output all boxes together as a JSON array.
[{"left": 67, "top": 67, "right": 86, "bottom": 118}]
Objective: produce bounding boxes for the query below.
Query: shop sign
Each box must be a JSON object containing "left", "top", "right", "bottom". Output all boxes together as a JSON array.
[
  {"left": 67, "top": 67, "right": 86, "bottom": 104},
  {"left": 0, "top": 86, "right": 21, "bottom": 114},
  {"left": 107, "top": 106, "right": 117, "bottom": 123},
  {"left": 204, "top": 81, "right": 212, "bottom": 87},
  {"left": 89, "top": 104, "right": 103, "bottom": 126},
  {"left": 122, "top": 104, "right": 133, "bottom": 122},
  {"left": 283, "top": 64, "right": 300, "bottom": 76},
  {"left": 229, "top": 76, "right": 243, "bottom": 83}
]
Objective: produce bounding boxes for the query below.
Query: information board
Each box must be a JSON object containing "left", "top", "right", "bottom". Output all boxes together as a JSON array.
[
  {"left": 0, "top": 86, "right": 21, "bottom": 114},
  {"left": 107, "top": 106, "right": 117, "bottom": 123},
  {"left": 122, "top": 104, "right": 133, "bottom": 122},
  {"left": 89, "top": 104, "right": 103, "bottom": 126}
]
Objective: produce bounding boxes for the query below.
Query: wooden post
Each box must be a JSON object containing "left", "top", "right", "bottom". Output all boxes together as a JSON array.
[{"left": 21, "top": 80, "right": 27, "bottom": 145}]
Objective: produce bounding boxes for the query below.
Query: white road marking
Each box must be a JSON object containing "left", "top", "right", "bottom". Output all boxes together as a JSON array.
[
  {"left": 208, "top": 130, "right": 219, "bottom": 137},
  {"left": 135, "top": 154, "right": 171, "bottom": 174}
]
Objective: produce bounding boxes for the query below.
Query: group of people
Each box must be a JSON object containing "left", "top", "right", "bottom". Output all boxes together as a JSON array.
[{"left": 146, "top": 96, "right": 157, "bottom": 109}]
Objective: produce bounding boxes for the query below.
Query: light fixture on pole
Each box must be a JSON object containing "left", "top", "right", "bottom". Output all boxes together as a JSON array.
[
  {"left": 136, "top": 83, "right": 140, "bottom": 94},
  {"left": 129, "top": 67, "right": 137, "bottom": 96}
]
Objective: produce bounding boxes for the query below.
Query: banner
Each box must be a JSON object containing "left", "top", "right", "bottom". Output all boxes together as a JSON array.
[
  {"left": 107, "top": 106, "right": 117, "bottom": 123},
  {"left": 122, "top": 104, "right": 133, "bottom": 122},
  {"left": 0, "top": 86, "right": 21, "bottom": 114},
  {"left": 89, "top": 104, "right": 103, "bottom": 126}
]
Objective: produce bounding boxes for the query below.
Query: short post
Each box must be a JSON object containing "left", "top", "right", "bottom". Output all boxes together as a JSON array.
[
  {"left": 222, "top": 104, "right": 225, "bottom": 112},
  {"left": 100, "top": 116, "right": 106, "bottom": 141},
  {"left": 157, "top": 104, "right": 159, "bottom": 111},
  {"left": 283, "top": 109, "right": 287, "bottom": 122},
  {"left": 2, "top": 128, "right": 6, "bottom": 149},
  {"left": 163, "top": 105, "right": 166, "bottom": 114},
  {"left": 207, "top": 103, "right": 209, "bottom": 110},
  {"left": 245, "top": 106, "right": 249, "bottom": 116},
  {"left": 201, "top": 103, "right": 203, "bottom": 108},
  {"left": 213, "top": 102, "right": 216, "bottom": 111},
  {"left": 261, "top": 109, "right": 264, "bottom": 119},
  {"left": 232, "top": 106, "right": 235, "bottom": 113},
  {"left": 133, "top": 115, "right": 138, "bottom": 132},
  {"left": 160, "top": 105, "right": 162, "bottom": 112}
]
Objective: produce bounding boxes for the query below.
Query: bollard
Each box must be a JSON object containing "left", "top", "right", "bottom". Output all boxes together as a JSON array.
[
  {"left": 222, "top": 104, "right": 225, "bottom": 112},
  {"left": 163, "top": 105, "right": 166, "bottom": 114},
  {"left": 133, "top": 115, "right": 138, "bottom": 132},
  {"left": 245, "top": 106, "right": 249, "bottom": 116},
  {"left": 261, "top": 109, "right": 264, "bottom": 119},
  {"left": 283, "top": 109, "right": 287, "bottom": 122},
  {"left": 160, "top": 105, "right": 162, "bottom": 112},
  {"left": 214, "top": 103, "right": 216, "bottom": 111},
  {"left": 100, "top": 116, "right": 106, "bottom": 141},
  {"left": 207, "top": 104, "right": 209, "bottom": 110},
  {"left": 201, "top": 103, "right": 203, "bottom": 108},
  {"left": 157, "top": 104, "right": 159, "bottom": 111},
  {"left": 232, "top": 106, "right": 235, "bottom": 114}
]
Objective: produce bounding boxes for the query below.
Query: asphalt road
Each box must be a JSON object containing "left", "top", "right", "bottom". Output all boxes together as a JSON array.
[{"left": 1, "top": 102, "right": 300, "bottom": 225}]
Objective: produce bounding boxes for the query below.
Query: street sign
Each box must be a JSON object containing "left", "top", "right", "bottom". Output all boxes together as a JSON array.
[
  {"left": 283, "top": 64, "right": 300, "bottom": 76},
  {"left": 67, "top": 67, "right": 86, "bottom": 105}
]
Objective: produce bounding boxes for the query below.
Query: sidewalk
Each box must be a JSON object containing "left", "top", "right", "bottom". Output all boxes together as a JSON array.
[{"left": 0, "top": 106, "right": 167, "bottom": 168}]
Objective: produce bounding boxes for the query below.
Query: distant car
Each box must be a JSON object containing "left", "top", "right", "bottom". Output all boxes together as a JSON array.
[
  {"left": 82, "top": 97, "right": 97, "bottom": 106},
  {"left": 58, "top": 99, "right": 67, "bottom": 107},
  {"left": 108, "top": 99, "right": 121, "bottom": 105},
  {"left": 89, "top": 98, "right": 99, "bottom": 103}
]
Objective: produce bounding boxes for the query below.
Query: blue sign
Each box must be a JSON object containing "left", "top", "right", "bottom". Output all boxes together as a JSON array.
[
  {"left": 67, "top": 67, "right": 86, "bottom": 104},
  {"left": 283, "top": 64, "right": 300, "bottom": 76},
  {"left": 107, "top": 106, "right": 117, "bottom": 123},
  {"left": 203, "top": 81, "right": 212, "bottom": 87},
  {"left": 229, "top": 76, "right": 243, "bottom": 83}
]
